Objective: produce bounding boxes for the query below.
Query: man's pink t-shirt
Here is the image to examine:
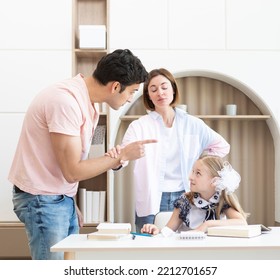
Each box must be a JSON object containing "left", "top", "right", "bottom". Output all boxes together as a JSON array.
[{"left": 8, "top": 74, "right": 99, "bottom": 196}]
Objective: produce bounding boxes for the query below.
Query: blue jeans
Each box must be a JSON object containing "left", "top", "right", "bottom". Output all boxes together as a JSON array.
[
  {"left": 135, "top": 190, "right": 184, "bottom": 233},
  {"left": 13, "top": 187, "right": 79, "bottom": 260}
]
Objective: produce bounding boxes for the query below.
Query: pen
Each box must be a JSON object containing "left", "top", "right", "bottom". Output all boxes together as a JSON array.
[{"left": 130, "top": 232, "right": 153, "bottom": 237}]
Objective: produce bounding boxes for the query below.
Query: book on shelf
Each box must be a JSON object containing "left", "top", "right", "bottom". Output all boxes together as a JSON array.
[
  {"left": 88, "top": 125, "right": 106, "bottom": 159},
  {"left": 86, "top": 190, "right": 93, "bottom": 223},
  {"left": 78, "top": 188, "right": 87, "bottom": 222},
  {"left": 207, "top": 224, "right": 271, "bottom": 238},
  {"left": 92, "top": 191, "right": 100, "bottom": 223},
  {"left": 78, "top": 188, "right": 106, "bottom": 224},
  {"left": 96, "top": 222, "right": 131, "bottom": 234},
  {"left": 99, "top": 191, "right": 106, "bottom": 223}
]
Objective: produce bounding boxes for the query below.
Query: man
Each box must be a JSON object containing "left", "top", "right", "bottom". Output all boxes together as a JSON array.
[{"left": 8, "top": 49, "right": 156, "bottom": 259}]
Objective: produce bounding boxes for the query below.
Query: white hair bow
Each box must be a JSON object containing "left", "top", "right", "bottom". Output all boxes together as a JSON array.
[{"left": 212, "top": 162, "right": 241, "bottom": 194}]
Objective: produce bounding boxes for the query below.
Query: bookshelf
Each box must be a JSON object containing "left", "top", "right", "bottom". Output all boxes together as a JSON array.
[
  {"left": 73, "top": 0, "right": 110, "bottom": 230},
  {"left": 73, "top": 0, "right": 109, "bottom": 113}
]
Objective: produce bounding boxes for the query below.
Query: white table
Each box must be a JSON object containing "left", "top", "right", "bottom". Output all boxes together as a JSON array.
[{"left": 51, "top": 227, "right": 280, "bottom": 260}]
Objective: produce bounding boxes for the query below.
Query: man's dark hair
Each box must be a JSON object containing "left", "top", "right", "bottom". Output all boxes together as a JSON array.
[{"left": 93, "top": 49, "right": 148, "bottom": 93}]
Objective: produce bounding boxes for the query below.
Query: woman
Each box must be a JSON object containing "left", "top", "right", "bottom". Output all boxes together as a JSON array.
[
  {"left": 141, "top": 155, "right": 248, "bottom": 236},
  {"left": 108, "top": 68, "right": 230, "bottom": 232}
]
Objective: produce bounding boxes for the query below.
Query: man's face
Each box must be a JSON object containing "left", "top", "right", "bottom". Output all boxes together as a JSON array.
[{"left": 108, "top": 83, "right": 140, "bottom": 110}]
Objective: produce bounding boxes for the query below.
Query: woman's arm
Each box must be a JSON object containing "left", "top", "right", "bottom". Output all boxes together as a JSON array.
[{"left": 204, "top": 135, "right": 230, "bottom": 158}]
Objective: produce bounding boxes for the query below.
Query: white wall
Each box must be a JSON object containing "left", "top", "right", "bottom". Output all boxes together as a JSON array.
[
  {"left": 1, "top": 0, "right": 280, "bottom": 222},
  {"left": 109, "top": 0, "right": 280, "bottom": 222},
  {"left": 0, "top": 0, "right": 72, "bottom": 221}
]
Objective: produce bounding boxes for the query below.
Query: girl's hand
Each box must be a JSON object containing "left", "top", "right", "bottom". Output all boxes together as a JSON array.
[{"left": 141, "top": 224, "right": 160, "bottom": 235}]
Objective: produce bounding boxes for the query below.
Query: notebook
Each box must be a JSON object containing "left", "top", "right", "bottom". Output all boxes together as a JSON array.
[{"left": 178, "top": 231, "right": 206, "bottom": 240}]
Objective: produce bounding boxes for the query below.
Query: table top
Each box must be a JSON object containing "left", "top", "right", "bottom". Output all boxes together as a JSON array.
[{"left": 51, "top": 227, "right": 280, "bottom": 253}]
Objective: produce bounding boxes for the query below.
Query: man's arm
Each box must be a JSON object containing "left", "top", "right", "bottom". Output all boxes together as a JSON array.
[{"left": 50, "top": 132, "right": 157, "bottom": 183}]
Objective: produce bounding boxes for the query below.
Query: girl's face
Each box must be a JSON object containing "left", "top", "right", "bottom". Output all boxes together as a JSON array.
[
  {"left": 147, "top": 75, "right": 174, "bottom": 109},
  {"left": 189, "top": 159, "right": 216, "bottom": 199}
]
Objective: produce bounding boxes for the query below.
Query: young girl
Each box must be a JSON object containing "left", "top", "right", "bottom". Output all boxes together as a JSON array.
[{"left": 141, "top": 155, "right": 248, "bottom": 236}]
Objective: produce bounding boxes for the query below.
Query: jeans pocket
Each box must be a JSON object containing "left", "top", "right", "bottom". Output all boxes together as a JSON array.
[
  {"left": 37, "top": 194, "right": 65, "bottom": 204},
  {"left": 13, "top": 192, "right": 34, "bottom": 223}
]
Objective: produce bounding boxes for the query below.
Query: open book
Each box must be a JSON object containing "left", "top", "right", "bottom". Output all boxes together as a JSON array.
[{"left": 207, "top": 224, "right": 271, "bottom": 238}]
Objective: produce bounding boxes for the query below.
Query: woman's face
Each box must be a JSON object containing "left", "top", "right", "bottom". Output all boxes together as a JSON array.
[
  {"left": 189, "top": 160, "right": 216, "bottom": 198},
  {"left": 147, "top": 75, "right": 174, "bottom": 109}
]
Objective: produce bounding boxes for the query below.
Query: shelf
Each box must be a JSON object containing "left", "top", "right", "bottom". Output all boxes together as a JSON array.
[
  {"left": 0, "top": 222, "right": 24, "bottom": 227},
  {"left": 74, "top": 0, "right": 111, "bottom": 223},
  {"left": 0, "top": 224, "right": 31, "bottom": 259},
  {"left": 120, "top": 115, "right": 271, "bottom": 121},
  {"left": 75, "top": 49, "right": 108, "bottom": 58},
  {"left": 83, "top": 223, "right": 99, "bottom": 227}
]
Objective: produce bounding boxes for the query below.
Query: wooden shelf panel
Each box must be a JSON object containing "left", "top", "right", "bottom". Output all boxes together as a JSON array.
[
  {"left": 120, "top": 115, "right": 271, "bottom": 121},
  {"left": 0, "top": 223, "right": 31, "bottom": 259},
  {"left": 0, "top": 222, "right": 24, "bottom": 227},
  {"left": 75, "top": 49, "right": 108, "bottom": 58},
  {"left": 82, "top": 223, "right": 99, "bottom": 227},
  {"left": 73, "top": 0, "right": 110, "bottom": 223}
]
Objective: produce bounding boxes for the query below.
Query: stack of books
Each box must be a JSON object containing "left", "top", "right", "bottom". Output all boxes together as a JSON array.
[{"left": 87, "top": 222, "right": 132, "bottom": 240}]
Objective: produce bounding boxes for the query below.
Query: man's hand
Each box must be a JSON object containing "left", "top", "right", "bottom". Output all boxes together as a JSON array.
[
  {"left": 121, "top": 139, "right": 157, "bottom": 161},
  {"left": 106, "top": 139, "right": 157, "bottom": 161}
]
